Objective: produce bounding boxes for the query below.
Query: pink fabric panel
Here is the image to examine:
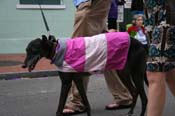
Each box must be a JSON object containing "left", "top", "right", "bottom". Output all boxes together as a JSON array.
[
  {"left": 64, "top": 37, "right": 85, "bottom": 72},
  {"left": 105, "top": 32, "right": 130, "bottom": 70}
]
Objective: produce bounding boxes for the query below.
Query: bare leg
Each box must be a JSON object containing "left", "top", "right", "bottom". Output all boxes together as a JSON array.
[
  {"left": 147, "top": 71, "right": 166, "bottom": 116},
  {"left": 166, "top": 68, "right": 175, "bottom": 96}
]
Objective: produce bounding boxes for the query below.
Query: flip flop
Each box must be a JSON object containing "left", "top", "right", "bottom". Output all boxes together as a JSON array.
[{"left": 105, "top": 103, "right": 132, "bottom": 110}]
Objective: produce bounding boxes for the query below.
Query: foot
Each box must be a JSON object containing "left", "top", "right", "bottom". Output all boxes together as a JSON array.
[
  {"left": 63, "top": 108, "right": 75, "bottom": 114},
  {"left": 63, "top": 107, "right": 86, "bottom": 115},
  {"left": 105, "top": 103, "right": 132, "bottom": 110}
]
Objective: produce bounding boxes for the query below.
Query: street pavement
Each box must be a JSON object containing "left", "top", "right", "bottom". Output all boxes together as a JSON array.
[{"left": 0, "top": 74, "right": 174, "bottom": 116}]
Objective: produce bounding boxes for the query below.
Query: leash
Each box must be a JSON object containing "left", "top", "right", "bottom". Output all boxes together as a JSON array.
[{"left": 38, "top": 2, "right": 51, "bottom": 36}]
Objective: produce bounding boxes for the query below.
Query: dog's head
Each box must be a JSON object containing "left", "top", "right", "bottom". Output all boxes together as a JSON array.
[{"left": 22, "top": 35, "right": 56, "bottom": 72}]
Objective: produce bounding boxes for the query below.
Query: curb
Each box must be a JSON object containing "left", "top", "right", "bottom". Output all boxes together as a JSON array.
[{"left": 0, "top": 70, "right": 59, "bottom": 80}]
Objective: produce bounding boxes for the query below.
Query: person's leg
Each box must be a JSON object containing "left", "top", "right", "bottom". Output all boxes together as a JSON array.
[
  {"left": 166, "top": 68, "right": 175, "bottom": 96},
  {"left": 147, "top": 71, "right": 166, "bottom": 116},
  {"left": 64, "top": 76, "right": 90, "bottom": 113},
  {"left": 63, "top": 3, "right": 91, "bottom": 112},
  {"left": 64, "top": 0, "right": 112, "bottom": 113},
  {"left": 63, "top": 2, "right": 91, "bottom": 113},
  {"left": 104, "top": 70, "right": 132, "bottom": 110}
]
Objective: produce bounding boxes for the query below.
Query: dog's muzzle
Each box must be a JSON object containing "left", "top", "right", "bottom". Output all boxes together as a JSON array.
[{"left": 22, "top": 55, "right": 41, "bottom": 72}]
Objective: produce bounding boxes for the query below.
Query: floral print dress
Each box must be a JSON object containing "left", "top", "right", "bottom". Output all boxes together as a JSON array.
[{"left": 144, "top": 0, "right": 175, "bottom": 72}]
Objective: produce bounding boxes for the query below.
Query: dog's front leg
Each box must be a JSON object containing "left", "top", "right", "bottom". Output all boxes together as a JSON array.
[
  {"left": 73, "top": 73, "right": 91, "bottom": 116},
  {"left": 56, "top": 72, "right": 73, "bottom": 116}
]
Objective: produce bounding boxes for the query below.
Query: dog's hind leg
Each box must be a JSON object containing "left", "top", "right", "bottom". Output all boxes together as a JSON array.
[
  {"left": 56, "top": 72, "right": 73, "bottom": 116},
  {"left": 130, "top": 46, "right": 147, "bottom": 116},
  {"left": 126, "top": 38, "right": 147, "bottom": 116},
  {"left": 117, "top": 70, "right": 138, "bottom": 116},
  {"left": 73, "top": 73, "right": 91, "bottom": 116},
  {"left": 132, "top": 72, "right": 147, "bottom": 116}
]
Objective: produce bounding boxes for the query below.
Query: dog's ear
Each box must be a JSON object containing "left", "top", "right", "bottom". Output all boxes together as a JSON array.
[
  {"left": 48, "top": 35, "right": 56, "bottom": 42},
  {"left": 42, "top": 35, "right": 48, "bottom": 42}
]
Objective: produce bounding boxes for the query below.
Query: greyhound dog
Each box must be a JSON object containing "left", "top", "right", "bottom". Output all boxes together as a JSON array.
[{"left": 22, "top": 32, "right": 147, "bottom": 116}]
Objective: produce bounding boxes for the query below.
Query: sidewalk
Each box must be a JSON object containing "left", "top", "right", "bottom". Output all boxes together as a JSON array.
[{"left": 0, "top": 54, "right": 58, "bottom": 80}]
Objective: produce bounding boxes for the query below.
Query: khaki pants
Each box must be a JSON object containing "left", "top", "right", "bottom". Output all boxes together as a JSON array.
[
  {"left": 71, "top": 0, "right": 109, "bottom": 37},
  {"left": 104, "top": 71, "right": 132, "bottom": 105},
  {"left": 65, "top": 0, "right": 132, "bottom": 111}
]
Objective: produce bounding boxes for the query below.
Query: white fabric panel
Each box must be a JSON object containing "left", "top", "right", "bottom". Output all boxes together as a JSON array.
[
  {"left": 84, "top": 34, "right": 107, "bottom": 72},
  {"left": 57, "top": 61, "right": 77, "bottom": 72}
]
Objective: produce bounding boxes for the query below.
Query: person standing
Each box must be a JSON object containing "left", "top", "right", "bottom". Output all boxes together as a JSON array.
[
  {"left": 142, "top": 0, "right": 175, "bottom": 116},
  {"left": 127, "top": 14, "right": 148, "bottom": 53},
  {"left": 63, "top": 0, "right": 112, "bottom": 115},
  {"left": 107, "top": 0, "right": 118, "bottom": 32},
  {"left": 105, "top": 0, "right": 133, "bottom": 110},
  {"left": 63, "top": 0, "right": 132, "bottom": 115}
]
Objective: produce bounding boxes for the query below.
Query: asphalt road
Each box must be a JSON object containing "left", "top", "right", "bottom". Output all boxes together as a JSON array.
[{"left": 0, "top": 74, "right": 174, "bottom": 116}]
